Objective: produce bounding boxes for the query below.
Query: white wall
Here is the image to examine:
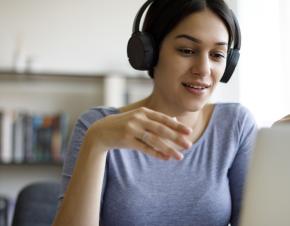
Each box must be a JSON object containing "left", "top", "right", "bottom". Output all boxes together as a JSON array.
[
  {"left": 238, "top": 0, "right": 290, "bottom": 126},
  {"left": 0, "top": 0, "right": 145, "bottom": 74}
]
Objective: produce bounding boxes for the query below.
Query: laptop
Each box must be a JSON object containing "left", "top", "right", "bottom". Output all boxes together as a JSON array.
[{"left": 239, "top": 126, "right": 290, "bottom": 226}]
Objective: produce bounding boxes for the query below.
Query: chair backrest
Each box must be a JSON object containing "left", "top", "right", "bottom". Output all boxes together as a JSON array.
[{"left": 12, "top": 182, "right": 60, "bottom": 226}]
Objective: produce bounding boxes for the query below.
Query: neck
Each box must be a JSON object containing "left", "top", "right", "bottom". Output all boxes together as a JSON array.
[
  {"left": 142, "top": 94, "right": 207, "bottom": 131},
  {"left": 119, "top": 95, "right": 214, "bottom": 143},
  {"left": 143, "top": 95, "right": 213, "bottom": 143}
]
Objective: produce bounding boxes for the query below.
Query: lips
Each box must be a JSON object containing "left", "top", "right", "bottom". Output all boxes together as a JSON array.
[{"left": 181, "top": 82, "right": 210, "bottom": 90}]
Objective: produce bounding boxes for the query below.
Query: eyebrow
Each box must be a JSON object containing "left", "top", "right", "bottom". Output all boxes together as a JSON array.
[{"left": 175, "top": 34, "right": 228, "bottom": 46}]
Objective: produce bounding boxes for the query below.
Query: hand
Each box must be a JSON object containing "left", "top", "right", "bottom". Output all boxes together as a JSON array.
[
  {"left": 87, "top": 107, "right": 192, "bottom": 160},
  {"left": 272, "top": 114, "right": 290, "bottom": 126}
]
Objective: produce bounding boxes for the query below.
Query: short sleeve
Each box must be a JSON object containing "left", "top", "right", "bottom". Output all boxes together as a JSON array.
[
  {"left": 57, "top": 117, "right": 88, "bottom": 208},
  {"left": 56, "top": 107, "right": 115, "bottom": 211}
]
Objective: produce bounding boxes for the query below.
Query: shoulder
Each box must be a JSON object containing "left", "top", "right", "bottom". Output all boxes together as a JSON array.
[
  {"left": 214, "top": 102, "right": 251, "bottom": 114},
  {"left": 212, "top": 103, "right": 257, "bottom": 137},
  {"left": 214, "top": 103, "right": 255, "bottom": 123},
  {"left": 64, "top": 106, "right": 120, "bottom": 160},
  {"left": 76, "top": 106, "right": 119, "bottom": 129},
  {"left": 211, "top": 103, "right": 257, "bottom": 154}
]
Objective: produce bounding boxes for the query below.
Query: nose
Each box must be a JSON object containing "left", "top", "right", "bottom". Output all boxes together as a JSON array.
[{"left": 190, "top": 54, "right": 211, "bottom": 77}]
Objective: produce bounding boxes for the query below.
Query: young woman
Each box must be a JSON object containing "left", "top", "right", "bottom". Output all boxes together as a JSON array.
[{"left": 53, "top": 0, "right": 257, "bottom": 225}]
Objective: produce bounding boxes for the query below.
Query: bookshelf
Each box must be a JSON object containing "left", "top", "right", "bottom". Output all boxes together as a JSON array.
[
  {"left": 0, "top": 70, "right": 152, "bottom": 127},
  {"left": 0, "top": 70, "right": 153, "bottom": 225}
]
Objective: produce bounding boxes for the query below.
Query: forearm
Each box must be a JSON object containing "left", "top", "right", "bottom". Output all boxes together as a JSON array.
[
  {"left": 52, "top": 133, "right": 108, "bottom": 226},
  {"left": 52, "top": 107, "right": 192, "bottom": 226}
]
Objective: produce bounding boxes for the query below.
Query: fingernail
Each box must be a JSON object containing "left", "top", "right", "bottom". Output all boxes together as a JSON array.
[
  {"left": 179, "top": 154, "right": 184, "bottom": 160},
  {"left": 185, "top": 141, "right": 192, "bottom": 148},
  {"left": 176, "top": 152, "right": 184, "bottom": 160}
]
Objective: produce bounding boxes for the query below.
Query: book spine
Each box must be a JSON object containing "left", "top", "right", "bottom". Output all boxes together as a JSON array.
[{"left": 1, "top": 110, "right": 13, "bottom": 163}]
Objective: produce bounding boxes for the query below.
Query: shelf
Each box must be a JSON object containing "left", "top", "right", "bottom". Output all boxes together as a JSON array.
[
  {"left": 0, "top": 161, "right": 62, "bottom": 166},
  {"left": 0, "top": 68, "right": 153, "bottom": 212},
  {"left": 0, "top": 70, "right": 150, "bottom": 80},
  {"left": 0, "top": 70, "right": 105, "bottom": 82}
]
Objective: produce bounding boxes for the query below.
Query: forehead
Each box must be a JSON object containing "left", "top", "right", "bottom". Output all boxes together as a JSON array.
[{"left": 166, "top": 8, "right": 229, "bottom": 44}]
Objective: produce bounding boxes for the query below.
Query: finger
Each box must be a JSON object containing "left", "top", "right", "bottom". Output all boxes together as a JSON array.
[
  {"left": 141, "top": 119, "right": 191, "bottom": 149},
  {"left": 142, "top": 108, "right": 192, "bottom": 135},
  {"left": 281, "top": 114, "right": 290, "bottom": 121},
  {"left": 137, "top": 130, "right": 184, "bottom": 160},
  {"left": 131, "top": 137, "right": 180, "bottom": 161}
]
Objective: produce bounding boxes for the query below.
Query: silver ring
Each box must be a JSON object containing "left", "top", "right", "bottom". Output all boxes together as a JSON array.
[{"left": 141, "top": 131, "right": 149, "bottom": 143}]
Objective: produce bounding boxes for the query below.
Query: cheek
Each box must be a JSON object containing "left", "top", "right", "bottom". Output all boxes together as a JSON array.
[
  {"left": 213, "top": 63, "right": 227, "bottom": 81},
  {"left": 157, "top": 54, "right": 189, "bottom": 77},
  {"left": 155, "top": 57, "right": 175, "bottom": 79},
  {"left": 155, "top": 43, "right": 189, "bottom": 76}
]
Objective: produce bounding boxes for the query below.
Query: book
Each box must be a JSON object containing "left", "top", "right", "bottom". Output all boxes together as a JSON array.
[
  {"left": 1, "top": 110, "right": 13, "bottom": 163},
  {"left": 12, "top": 112, "right": 25, "bottom": 163},
  {"left": 0, "top": 110, "right": 69, "bottom": 164}
]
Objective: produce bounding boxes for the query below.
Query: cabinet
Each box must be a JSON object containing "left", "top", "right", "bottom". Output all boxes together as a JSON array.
[{"left": 0, "top": 70, "right": 152, "bottom": 224}]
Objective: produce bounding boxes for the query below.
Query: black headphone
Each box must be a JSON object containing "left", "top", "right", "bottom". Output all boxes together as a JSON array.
[{"left": 127, "top": 0, "right": 241, "bottom": 83}]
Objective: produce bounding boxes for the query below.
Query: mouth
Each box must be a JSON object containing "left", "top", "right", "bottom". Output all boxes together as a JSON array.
[{"left": 181, "top": 82, "right": 211, "bottom": 90}]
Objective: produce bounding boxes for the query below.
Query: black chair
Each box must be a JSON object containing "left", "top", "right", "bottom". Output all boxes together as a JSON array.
[{"left": 11, "top": 182, "right": 60, "bottom": 226}]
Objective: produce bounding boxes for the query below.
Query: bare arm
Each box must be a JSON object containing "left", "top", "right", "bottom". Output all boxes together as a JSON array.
[
  {"left": 272, "top": 114, "right": 290, "bottom": 126},
  {"left": 52, "top": 107, "right": 192, "bottom": 226},
  {"left": 52, "top": 129, "right": 108, "bottom": 226}
]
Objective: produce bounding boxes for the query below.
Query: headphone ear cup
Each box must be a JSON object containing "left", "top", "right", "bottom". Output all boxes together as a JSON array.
[
  {"left": 127, "top": 32, "right": 155, "bottom": 70},
  {"left": 220, "top": 49, "right": 240, "bottom": 83}
]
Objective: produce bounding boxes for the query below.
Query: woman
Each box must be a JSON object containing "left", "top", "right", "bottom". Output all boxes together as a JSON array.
[{"left": 53, "top": 0, "right": 257, "bottom": 226}]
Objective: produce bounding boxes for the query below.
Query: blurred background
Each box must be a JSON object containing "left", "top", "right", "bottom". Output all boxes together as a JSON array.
[
  {"left": 0, "top": 0, "right": 288, "bottom": 126},
  {"left": 0, "top": 0, "right": 289, "bottom": 225}
]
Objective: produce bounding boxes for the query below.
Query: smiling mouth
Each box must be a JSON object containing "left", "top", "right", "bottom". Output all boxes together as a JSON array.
[{"left": 181, "top": 82, "right": 210, "bottom": 90}]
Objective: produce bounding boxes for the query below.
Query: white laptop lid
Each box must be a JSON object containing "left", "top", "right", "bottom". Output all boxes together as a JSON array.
[{"left": 239, "top": 126, "right": 290, "bottom": 226}]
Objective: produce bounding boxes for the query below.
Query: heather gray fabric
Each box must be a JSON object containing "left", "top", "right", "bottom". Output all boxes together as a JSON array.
[{"left": 58, "top": 103, "right": 257, "bottom": 226}]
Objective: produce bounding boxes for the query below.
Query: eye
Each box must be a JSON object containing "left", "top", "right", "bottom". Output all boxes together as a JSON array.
[
  {"left": 177, "top": 48, "right": 196, "bottom": 56},
  {"left": 210, "top": 51, "right": 226, "bottom": 61}
]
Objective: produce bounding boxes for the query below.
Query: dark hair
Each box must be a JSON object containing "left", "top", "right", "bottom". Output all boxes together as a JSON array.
[{"left": 142, "top": 0, "right": 237, "bottom": 78}]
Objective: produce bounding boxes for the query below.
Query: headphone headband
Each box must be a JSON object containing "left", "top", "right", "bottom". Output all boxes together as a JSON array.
[
  {"left": 231, "top": 10, "right": 241, "bottom": 50},
  {"left": 132, "top": 0, "right": 154, "bottom": 34}
]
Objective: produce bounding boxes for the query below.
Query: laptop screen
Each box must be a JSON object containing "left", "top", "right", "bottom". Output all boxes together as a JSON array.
[{"left": 239, "top": 126, "right": 290, "bottom": 226}]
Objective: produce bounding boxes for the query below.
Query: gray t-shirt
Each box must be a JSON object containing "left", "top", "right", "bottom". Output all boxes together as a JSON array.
[{"left": 58, "top": 103, "right": 257, "bottom": 226}]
